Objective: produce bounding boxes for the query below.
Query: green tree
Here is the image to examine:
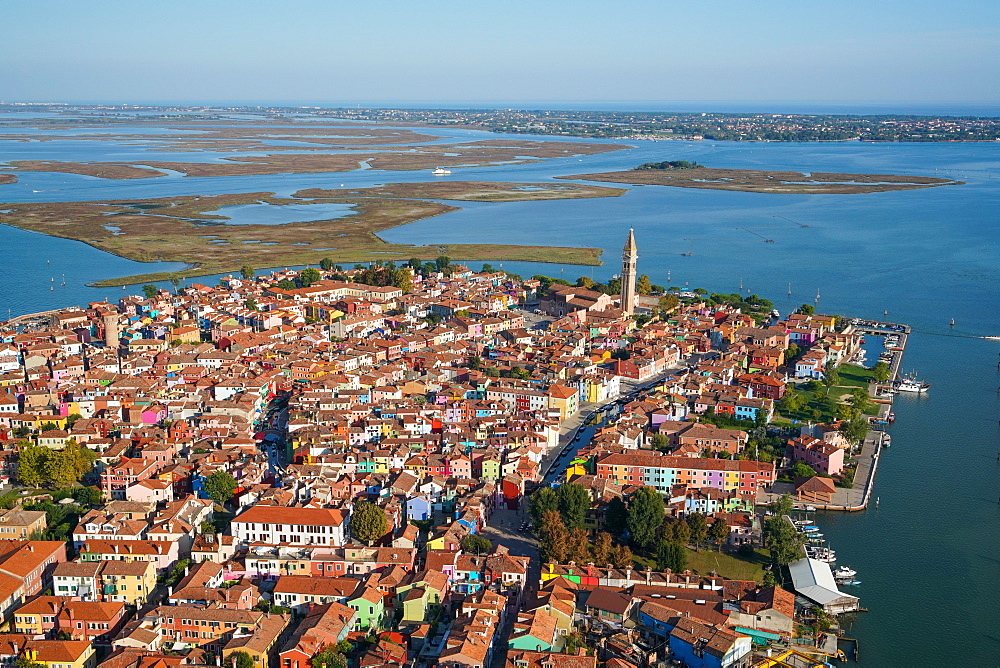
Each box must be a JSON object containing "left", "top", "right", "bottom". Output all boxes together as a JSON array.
[
  {"left": 299, "top": 267, "right": 321, "bottom": 287},
  {"left": 709, "top": 517, "right": 730, "bottom": 551},
  {"left": 872, "top": 361, "right": 891, "bottom": 383},
  {"left": 393, "top": 269, "right": 413, "bottom": 293},
  {"left": 351, "top": 500, "right": 388, "bottom": 545},
  {"left": 231, "top": 651, "right": 255, "bottom": 668},
  {"left": 240, "top": 264, "right": 255, "bottom": 280},
  {"left": 611, "top": 543, "right": 634, "bottom": 569},
  {"left": 538, "top": 509, "right": 569, "bottom": 563},
  {"left": 823, "top": 361, "right": 839, "bottom": 388},
  {"left": 848, "top": 387, "right": 872, "bottom": 414},
  {"left": 480, "top": 263, "right": 495, "bottom": 273},
  {"left": 310, "top": 650, "right": 347, "bottom": 668},
  {"left": 14, "top": 658, "right": 45, "bottom": 668},
  {"left": 17, "top": 445, "right": 48, "bottom": 487},
  {"left": 799, "top": 303, "right": 815, "bottom": 315},
  {"left": 576, "top": 276, "right": 595, "bottom": 288},
  {"left": 650, "top": 432, "right": 670, "bottom": 452},
  {"left": 790, "top": 461, "right": 818, "bottom": 478},
  {"left": 320, "top": 257, "right": 335, "bottom": 271},
  {"left": 657, "top": 293, "right": 680, "bottom": 313},
  {"left": 763, "top": 516, "right": 806, "bottom": 566},
  {"left": 244, "top": 297, "right": 258, "bottom": 311},
  {"left": 686, "top": 512, "right": 708, "bottom": 551},
  {"left": 592, "top": 531, "right": 613, "bottom": 566},
  {"left": 277, "top": 279, "right": 296, "bottom": 290},
  {"left": 203, "top": 470, "right": 237, "bottom": 506},
  {"left": 435, "top": 255, "right": 451, "bottom": 272},
  {"left": 142, "top": 284, "right": 159, "bottom": 299},
  {"left": 461, "top": 534, "right": 492, "bottom": 555},
  {"left": 655, "top": 540, "right": 687, "bottom": 572},
  {"left": 528, "top": 487, "right": 558, "bottom": 528},
  {"left": 604, "top": 496, "right": 628, "bottom": 537},
  {"left": 637, "top": 274, "right": 653, "bottom": 295},
  {"left": 408, "top": 257, "right": 423, "bottom": 270},
  {"left": 671, "top": 517, "right": 691, "bottom": 546},
  {"left": 627, "top": 486, "right": 665, "bottom": 550},
  {"left": 566, "top": 527, "right": 591, "bottom": 563},
  {"left": 840, "top": 412, "right": 869, "bottom": 445},
  {"left": 556, "top": 483, "right": 591, "bottom": 530}
]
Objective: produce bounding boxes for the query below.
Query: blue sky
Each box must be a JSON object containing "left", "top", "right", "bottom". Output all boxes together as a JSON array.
[{"left": 4, "top": 0, "right": 999, "bottom": 110}]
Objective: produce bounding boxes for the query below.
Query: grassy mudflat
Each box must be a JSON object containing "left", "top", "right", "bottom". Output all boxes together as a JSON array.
[
  {"left": 0, "top": 185, "right": 606, "bottom": 286},
  {"left": 558, "top": 167, "right": 962, "bottom": 194},
  {"left": 0, "top": 139, "right": 630, "bottom": 180},
  {"left": 295, "top": 181, "right": 627, "bottom": 201},
  {"left": 0, "top": 175, "right": 15, "bottom": 185},
  {"left": 3, "top": 161, "right": 167, "bottom": 180},
  {"left": 0, "top": 126, "right": 444, "bottom": 152}
]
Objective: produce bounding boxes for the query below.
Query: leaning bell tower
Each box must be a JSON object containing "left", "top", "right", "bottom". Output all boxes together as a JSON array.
[{"left": 621, "top": 228, "right": 638, "bottom": 316}]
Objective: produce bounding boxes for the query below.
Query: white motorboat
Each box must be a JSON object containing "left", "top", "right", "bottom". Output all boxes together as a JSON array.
[
  {"left": 896, "top": 375, "right": 930, "bottom": 393},
  {"left": 432, "top": 167, "right": 452, "bottom": 175},
  {"left": 834, "top": 566, "right": 857, "bottom": 578}
]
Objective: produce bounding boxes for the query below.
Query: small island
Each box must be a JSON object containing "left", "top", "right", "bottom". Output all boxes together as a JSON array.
[
  {"left": 1, "top": 140, "right": 631, "bottom": 180},
  {"left": 559, "top": 164, "right": 963, "bottom": 194},
  {"left": 0, "top": 182, "right": 618, "bottom": 285}
]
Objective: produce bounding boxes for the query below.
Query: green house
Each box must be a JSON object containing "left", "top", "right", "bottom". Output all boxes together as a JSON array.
[{"left": 348, "top": 586, "right": 385, "bottom": 631}]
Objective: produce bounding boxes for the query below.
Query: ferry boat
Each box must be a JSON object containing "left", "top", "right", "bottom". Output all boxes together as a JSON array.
[
  {"left": 896, "top": 375, "right": 930, "bottom": 393},
  {"left": 432, "top": 167, "right": 452, "bottom": 175}
]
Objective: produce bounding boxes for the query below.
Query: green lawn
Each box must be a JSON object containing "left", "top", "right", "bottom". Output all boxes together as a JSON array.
[
  {"left": 836, "top": 364, "right": 875, "bottom": 388},
  {"left": 777, "top": 364, "right": 879, "bottom": 422},
  {"left": 683, "top": 547, "right": 770, "bottom": 582}
]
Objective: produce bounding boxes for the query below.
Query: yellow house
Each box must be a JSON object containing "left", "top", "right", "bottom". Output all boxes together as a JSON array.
[
  {"left": 221, "top": 614, "right": 290, "bottom": 668},
  {"left": 564, "top": 460, "right": 587, "bottom": 482},
  {"left": 24, "top": 640, "right": 96, "bottom": 668},
  {"left": 171, "top": 326, "right": 201, "bottom": 344},
  {"left": 100, "top": 560, "right": 156, "bottom": 606},
  {"left": 547, "top": 384, "right": 579, "bottom": 420}
]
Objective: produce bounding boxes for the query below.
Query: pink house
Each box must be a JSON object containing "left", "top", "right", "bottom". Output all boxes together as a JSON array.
[
  {"left": 140, "top": 404, "right": 167, "bottom": 425},
  {"left": 125, "top": 479, "right": 174, "bottom": 504},
  {"left": 788, "top": 436, "right": 844, "bottom": 476}
]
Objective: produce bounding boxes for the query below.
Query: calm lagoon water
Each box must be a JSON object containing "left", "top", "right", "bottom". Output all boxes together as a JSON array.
[
  {"left": 1, "top": 123, "right": 999, "bottom": 664},
  {"left": 204, "top": 201, "right": 356, "bottom": 226}
]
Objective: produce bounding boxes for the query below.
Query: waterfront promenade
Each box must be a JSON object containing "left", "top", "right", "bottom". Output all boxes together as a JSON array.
[{"left": 763, "top": 319, "right": 909, "bottom": 512}]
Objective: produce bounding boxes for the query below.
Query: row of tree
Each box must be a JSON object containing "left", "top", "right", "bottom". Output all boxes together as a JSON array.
[
  {"left": 18, "top": 441, "right": 95, "bottom": 489},
  {"left": 529, "top": 483, "right": 730, "bottom": 574}
]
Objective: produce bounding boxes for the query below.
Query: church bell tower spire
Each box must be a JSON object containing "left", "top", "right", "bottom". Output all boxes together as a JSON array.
[{"left": 621, "top": 228, "right": 638, "bottom": 316}]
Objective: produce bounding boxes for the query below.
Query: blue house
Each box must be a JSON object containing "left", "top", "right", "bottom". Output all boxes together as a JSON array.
[
  {"left": 668, "top": 617, "right": 752, "bottom": 668},
  {"left": 406, "top": 495, "right": 432, "bottom": 521}
]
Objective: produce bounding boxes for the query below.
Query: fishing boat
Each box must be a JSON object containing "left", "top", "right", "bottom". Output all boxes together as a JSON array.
[{"left": 896, "top": 375, "right": 930, "bottom": 393}]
